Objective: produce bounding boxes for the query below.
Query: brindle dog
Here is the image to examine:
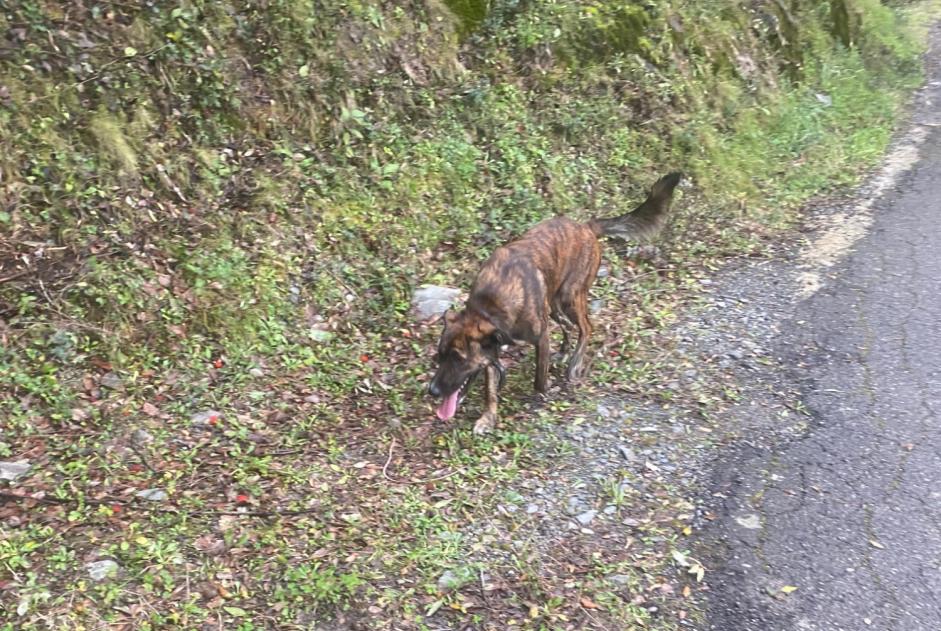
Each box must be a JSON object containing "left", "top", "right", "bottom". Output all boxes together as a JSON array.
[{"left": 428, "top": 172, "right": 682, "bottom": 434}]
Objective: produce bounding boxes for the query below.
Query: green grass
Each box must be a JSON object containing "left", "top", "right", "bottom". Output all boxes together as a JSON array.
[{"left": 0, "top": 0, "right": 938, "bottom": 628}]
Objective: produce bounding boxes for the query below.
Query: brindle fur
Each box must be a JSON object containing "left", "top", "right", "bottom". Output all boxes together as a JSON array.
[{"left": 429, "top": 172, "right": 682, "bottom": 434}]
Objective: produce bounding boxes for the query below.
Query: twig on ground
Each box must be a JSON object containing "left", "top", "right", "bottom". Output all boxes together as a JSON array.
[
  {"left": 0, "top": 268, "right": 32, "bottom": 284},
  {"left": 381, "top": 437, "right": 464, "bottom": 484},
  {"left": 0, "top": 491, "right": 322, "bottom": 518},
  {"left": 128, "top": 441, "right": 160, "bottom": 476},
  {"left": 479, "top": 567, "right": 491, "bottom": 607},
  {"left": 580, "top": 605, "right": 615, "bottom": 631}
]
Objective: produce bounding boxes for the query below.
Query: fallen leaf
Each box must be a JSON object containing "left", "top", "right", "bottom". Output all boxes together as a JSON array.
[
  {"left": 781, "top": 585, "right": 798, "bottom": 594},
  {"left": 579, "top": 597, "right": 599, "bottom": 609},
  {"left": 869, "top": 539, "right": 885, "bottom": 550}
]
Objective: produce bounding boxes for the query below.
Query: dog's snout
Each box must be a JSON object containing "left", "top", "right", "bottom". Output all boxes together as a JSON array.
[{"left": 428, "top": 380, "right": 441, "bottom": 398}]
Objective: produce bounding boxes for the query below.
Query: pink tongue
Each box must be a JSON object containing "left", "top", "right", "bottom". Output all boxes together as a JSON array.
[{"left": 436, "top": 391, "right": 460, "bottom": 420}]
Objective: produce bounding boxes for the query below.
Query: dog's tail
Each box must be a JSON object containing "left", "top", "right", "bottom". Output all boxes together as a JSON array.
[{"left": 589, "top": 172, "right": 682, "bottom": 241}]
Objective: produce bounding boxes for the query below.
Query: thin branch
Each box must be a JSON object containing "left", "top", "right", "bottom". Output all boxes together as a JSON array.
[
  {"left": 128, "top": 441, "right": 160, "bottom": 476},
  {"left": 0, "top": 268, "right": 32, "bottom": 284},
  {"left": 0, "top": 491, "right": 321, "bottom": 518},
  {"left": 381, "top": 437, "right": 464, "bottom": 485}
]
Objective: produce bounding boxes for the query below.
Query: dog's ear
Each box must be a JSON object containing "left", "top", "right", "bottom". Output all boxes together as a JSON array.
[{"left": 440, "top": 309, "right": 460, "bottom": 329}]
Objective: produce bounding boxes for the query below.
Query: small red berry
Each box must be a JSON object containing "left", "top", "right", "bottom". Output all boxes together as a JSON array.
[
  {"left": 213, "top": 359, "right": 224, "bottom": 369},
  {"left": 208, "top": 415, "right": 219, "bottom": 426},
  {"left": 235, "top": 494, "right": 250, "bottom": 504},
  {"left": 112, "top": 504, "right": 122, "bottom": 513},
  {"left": 359, "top": 354, "right": 369, "bottom": 363}
]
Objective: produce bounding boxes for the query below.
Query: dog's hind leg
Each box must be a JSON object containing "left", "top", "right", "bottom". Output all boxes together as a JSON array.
[
  {"left": 550, "top": 308, "right": 573, "bottom": 362},
  {"left": 473, "top": 364, "right": 501, "bottom": 435},
  {"left": 535, "top": 330, "right": 551, "bottom": 393},
  {"left": 563, "top": 292, "right": 592, "bottom": 382}
]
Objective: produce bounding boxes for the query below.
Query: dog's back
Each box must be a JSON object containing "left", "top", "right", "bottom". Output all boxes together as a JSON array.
[{"left": 468, "top": 217, "right": 600, "bottom": 344}]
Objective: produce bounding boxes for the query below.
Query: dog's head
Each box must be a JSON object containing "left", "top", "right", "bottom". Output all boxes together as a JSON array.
[{"left": 428, "top": 308, "right": 508, "bottom": 420}]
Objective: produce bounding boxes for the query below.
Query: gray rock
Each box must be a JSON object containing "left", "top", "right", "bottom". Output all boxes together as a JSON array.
[
  {"left": 590, "top": 299, "right": 606, "bottom": 314},
  {"left": 136, "top": 488, "right": 168, "bottom": 501},
  {"left": 735, "top": 513, "right": 761, "bottom": 530},
  {"left": 603, "top": 505, "right": 617, "bottom": 515},
  {"left": 0, "top": 460, "right": 30, "bottom": 482},
  {"left": 190, "top": 410, "right": 222, "bottom": 426},
  {"left": 413, "top": 285, "right": 461, "bottom": 320},
  {"left": 575, "top": 510, "right": 597, "bottom": 526},
  {"left": 437, "top": 567, "right": 471, "bottom": 592},
  {"left": 131, "top": 429, "right": 154, "bottom": 445},
  {"left": 596, "top": 265, "right": 610, "bottom": 279},
  {"left": 86, "top": 559, "right": 119, "bottom": 581},
  {"left": 249, "top": 368, "right": 264, "bottom": 377},
  {"left": 618, "top": 445, "right": 640, "bottom": 463},
  {"left": 309, "top": 327, "right": 334, "bottom": 343},
  {"left": 100, "top": 372, "right": 123, "bottom": 389},
  {"left": 564, "top": 496, "right": 588, "bottom": 516},
  {"left": 607, "top": 574, "right": 632, "bottom": 586}
]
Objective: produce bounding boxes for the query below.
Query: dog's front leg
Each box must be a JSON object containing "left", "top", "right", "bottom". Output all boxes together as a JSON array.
[
  {"left": 534, "top": 331, "right": 550, "bottom": 394},
  {"left": 473, "top": 364, "right": 501, "bottom": 435}
]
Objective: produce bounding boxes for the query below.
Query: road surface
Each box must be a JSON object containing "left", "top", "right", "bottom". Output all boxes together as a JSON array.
[{"left": 705, "top": 26, "right": 941, "bottom": 631}]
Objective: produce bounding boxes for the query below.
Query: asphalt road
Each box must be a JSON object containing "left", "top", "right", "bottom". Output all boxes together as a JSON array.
[{"left": 705, "top": 30, "right": 941, "bottom": 631}]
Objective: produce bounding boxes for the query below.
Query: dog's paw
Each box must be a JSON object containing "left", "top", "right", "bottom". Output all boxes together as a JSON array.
[
  {"left": 473, "top": 412, "right": 498, "bottom": 435},
  {"left": 565, "top": 356, "right": 593, "bottom": 383}
]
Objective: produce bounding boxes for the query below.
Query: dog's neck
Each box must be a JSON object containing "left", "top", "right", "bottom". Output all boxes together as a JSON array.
[{"left": 465, "top": 298, "right": 511, "bottom": 339}]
